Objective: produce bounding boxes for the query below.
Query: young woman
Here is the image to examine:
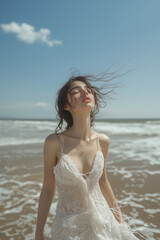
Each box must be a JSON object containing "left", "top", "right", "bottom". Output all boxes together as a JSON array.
[{"left": 35, "top": 74, "right": 148, "bottom": 240}]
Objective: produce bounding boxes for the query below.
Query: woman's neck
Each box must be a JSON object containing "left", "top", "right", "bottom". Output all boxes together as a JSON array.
[{"left": 66, "top": 113, "right": 93, "bottom": 141}]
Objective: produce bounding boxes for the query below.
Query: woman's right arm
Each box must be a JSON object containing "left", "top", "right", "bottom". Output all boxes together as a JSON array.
[{"left": 35, "top": 134, "right": 58, "bottom": 240}]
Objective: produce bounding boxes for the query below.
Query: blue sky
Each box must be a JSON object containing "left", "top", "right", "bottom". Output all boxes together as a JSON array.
[{"left": 0, "top": 0, "right": 160, "bottom": 119}]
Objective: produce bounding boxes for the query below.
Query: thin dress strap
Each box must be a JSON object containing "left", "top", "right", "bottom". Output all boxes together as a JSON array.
[{"left": 96, "top": 133, "right": 100, "bottom": 151}]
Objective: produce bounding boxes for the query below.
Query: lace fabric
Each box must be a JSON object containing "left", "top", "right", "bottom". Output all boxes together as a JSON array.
[{"left": 51, "top": 133, "right": 148, "bottom": 240}]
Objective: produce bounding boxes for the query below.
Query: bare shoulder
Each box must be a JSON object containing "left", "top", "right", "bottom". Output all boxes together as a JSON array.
[
  {"left": 97, "top": 132, "right": 110, "bottom": 156},
  {"left": 45, "top": 133, "right": 59, "bottom": 146},
  {"left": 98, "top": 132, "right": 110, "bottom": 145},
  {"left": 43, "top": 133, "right": 60, "bottom": 166}
]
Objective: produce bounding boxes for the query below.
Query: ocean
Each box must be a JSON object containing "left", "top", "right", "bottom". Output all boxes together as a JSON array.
[{"left": 0, "top": 118, "right": 159, "bottom": 240}]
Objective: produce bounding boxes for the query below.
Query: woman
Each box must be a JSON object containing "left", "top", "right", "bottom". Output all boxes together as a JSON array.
[{"left": 35, "top": 74, "right": 148, "bottom": 240}]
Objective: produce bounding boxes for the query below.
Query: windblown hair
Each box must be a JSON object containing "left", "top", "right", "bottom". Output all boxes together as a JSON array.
[{"left": 55, "top": 70, "right": 127, "bottom": 132}]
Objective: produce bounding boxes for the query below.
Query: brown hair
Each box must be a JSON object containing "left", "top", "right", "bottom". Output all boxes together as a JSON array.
[{"left": 55, "top": 70, "right": 127, "bottom": 132}]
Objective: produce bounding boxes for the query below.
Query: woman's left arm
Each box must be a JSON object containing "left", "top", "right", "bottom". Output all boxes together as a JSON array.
[{"left": 99, "top": 133, "right": 123, "bottom": 223}]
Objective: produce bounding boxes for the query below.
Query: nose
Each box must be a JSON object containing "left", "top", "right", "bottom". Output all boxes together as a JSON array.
[{"left": 83, "top": 89, "right": 88, "bottom": 95}]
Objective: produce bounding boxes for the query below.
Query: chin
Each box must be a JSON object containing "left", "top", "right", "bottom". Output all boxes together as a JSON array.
[{"left": 85, "top": 105, "right": 95, "bottom": 111}]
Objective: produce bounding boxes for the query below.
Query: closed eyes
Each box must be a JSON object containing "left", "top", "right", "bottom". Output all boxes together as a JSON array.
[{"left": 69, "top": 87, "right": 93, "bottom": 95}]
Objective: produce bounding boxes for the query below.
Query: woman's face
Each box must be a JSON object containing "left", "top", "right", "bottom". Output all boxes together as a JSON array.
[{"left": 64, "top": 81, "right": 95, "bottom": 113}]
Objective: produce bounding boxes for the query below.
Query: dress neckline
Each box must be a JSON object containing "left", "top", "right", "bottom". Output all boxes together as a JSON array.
[{"left": 54, "top": 150, "right": 104, "bottom": 181}]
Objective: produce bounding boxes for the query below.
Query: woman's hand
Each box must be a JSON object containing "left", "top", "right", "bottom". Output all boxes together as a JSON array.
[{"left": 113, "top": 207, "right": 124, "bottom": 224}]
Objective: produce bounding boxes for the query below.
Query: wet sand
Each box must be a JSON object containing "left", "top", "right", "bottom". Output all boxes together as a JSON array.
[{"left": 0, "top": 142, "right": 159, "bottom": 240}]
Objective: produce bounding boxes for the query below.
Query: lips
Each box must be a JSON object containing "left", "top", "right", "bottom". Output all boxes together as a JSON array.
[{"left": 83, "top": 97, "right": 91, "bottom": 102}]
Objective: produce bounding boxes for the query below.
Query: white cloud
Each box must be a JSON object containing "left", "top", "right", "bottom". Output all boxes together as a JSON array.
[
  {"left": 0, "top": 101, "right": 52, "bottom": 109},
  {"left": 0, "top": 101, "right": 56, "bottom": 119},
  {"left": 35, "top": 102, "right": 51, "bottom": 107},
  {"left": 0, "top": 22, "right": 62, "bottom": 47}
]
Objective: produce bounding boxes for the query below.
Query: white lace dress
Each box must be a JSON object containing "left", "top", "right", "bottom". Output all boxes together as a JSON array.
[{"left": 51, "top": 134, "right": 148, "bottom": 240}]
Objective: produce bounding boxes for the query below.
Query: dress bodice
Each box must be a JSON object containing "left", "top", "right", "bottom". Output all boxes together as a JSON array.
[{"left": 53, "top": 133, "right": 106, "bottom": 218}]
